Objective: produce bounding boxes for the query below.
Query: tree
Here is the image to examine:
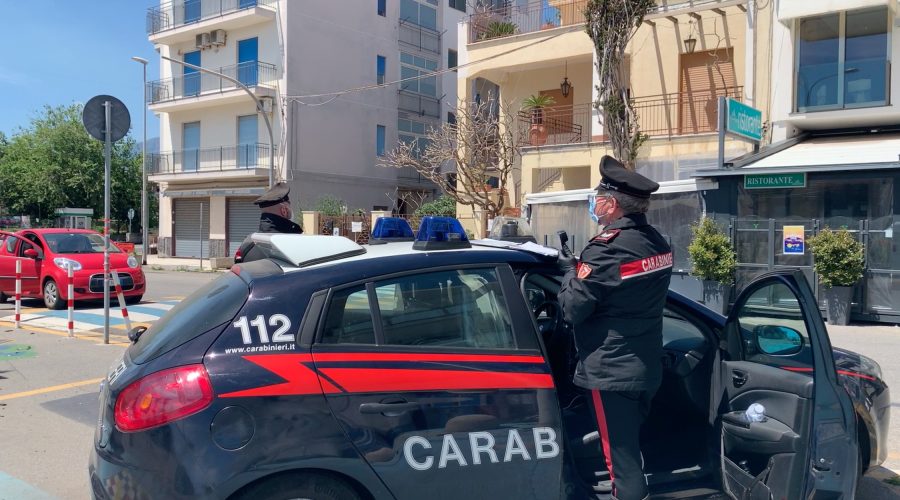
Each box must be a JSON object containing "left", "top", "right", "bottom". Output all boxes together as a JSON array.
[
  {"left": 0, "top": 104, "right": 148, "bottom": 233},
  {"left": 380, "top": 97, "right": 519, "bottom": 221},
  {"left": 585, "top": 0, "right": 655, "bottom": 169}
]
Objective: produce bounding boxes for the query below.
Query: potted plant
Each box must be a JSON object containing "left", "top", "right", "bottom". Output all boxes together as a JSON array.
[
  {"left": 480, "top": 20, "right": 518, "bottom": 41},
  {"left": 522, "top": 94, "right": 556, "bottom": 146},
  {"left": 687, "top": 217, "right": 736, "bottom": 315},
  {"left": 541, "top": 12, "right": 560, "bottom": 30},
  {"left": 808, "top": 228, "right": 865, "bottom": 325}
]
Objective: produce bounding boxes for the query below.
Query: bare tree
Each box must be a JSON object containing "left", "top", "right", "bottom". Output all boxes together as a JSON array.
[
  {"left": 380, "top": 97, "right": 520, "bottom": 221},
  {"left": 585, "top": 0, "right": 655, "bottom": 169}
]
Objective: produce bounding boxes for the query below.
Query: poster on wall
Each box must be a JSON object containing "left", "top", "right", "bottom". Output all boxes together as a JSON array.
[{"left": 783, "top": 226, "right": 805, "bottom": 255}]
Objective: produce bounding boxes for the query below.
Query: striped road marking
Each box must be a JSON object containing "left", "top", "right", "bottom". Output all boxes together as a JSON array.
[
  {"left": 0, "top": 472, "right": 55, "bottom": 499},
  {"left": 0, "top": 301, "right": 178, "bottom": 335}
]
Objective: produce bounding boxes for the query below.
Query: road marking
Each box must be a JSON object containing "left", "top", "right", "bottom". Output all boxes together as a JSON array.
[
  {"left": 0, "top": 377, "right": 104, "bottom": 402},
  {"left": 0, "top": 320, "right": 129, "bottom": 344},
  {"left": 0, "top": 472, "right": 54, "bottom": 500}
]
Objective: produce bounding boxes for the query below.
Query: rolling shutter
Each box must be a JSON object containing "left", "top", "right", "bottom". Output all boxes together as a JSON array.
[
  {"left": 679, "top": 49, "right": 736, "bottom": 134},
  {"left": 173, "top": 198, "right": 210, "bottom": 258},
  {"left": 227, "top": 198, "right": 259, "bottom": 256}
]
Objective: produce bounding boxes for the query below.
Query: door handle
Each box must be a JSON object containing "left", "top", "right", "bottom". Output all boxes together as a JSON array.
[
  {"left": 359, "top": 401, "right": 420, "bottom": 416},
  {"left": 732, "top": 371, "right": 748, "bottom": 388}
]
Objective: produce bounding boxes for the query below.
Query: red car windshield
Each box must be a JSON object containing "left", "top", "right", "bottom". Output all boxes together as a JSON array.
[{"left": 42, "top": 233, "right": 121, "bottom": 254}]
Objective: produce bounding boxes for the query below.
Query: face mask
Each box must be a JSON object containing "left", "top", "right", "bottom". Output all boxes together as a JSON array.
[{"left": 587, "top": 195, "right": 599, "bottom": 224}]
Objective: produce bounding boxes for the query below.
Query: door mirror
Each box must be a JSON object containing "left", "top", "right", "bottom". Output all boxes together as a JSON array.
[
  {"left": 23, "top": 248, "right": 39, "bottom": 259},
  {"left": 754, "top": 325, "right": 803, "bottom": 356}
]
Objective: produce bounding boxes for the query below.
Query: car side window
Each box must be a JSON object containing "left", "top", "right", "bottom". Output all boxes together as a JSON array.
[
  {"left": 375, "top": 268, "right": 515, "bottom": 349},
  {"left": 737, "top": 282, "right": 813, "bottom": 367},
  {"left": 5, "top": 236, "right": 17, "bottom": 254},
  {"left": 320, "top": 285, "right": 376, "bottom": 345}
]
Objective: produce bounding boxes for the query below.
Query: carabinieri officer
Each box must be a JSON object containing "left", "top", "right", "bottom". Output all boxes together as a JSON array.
[
  {"left": 254, "top": 182, "right": 302, "bottom": 234},
  {"left": 557, "top": 156, "right": 673, "bottom": 500}
]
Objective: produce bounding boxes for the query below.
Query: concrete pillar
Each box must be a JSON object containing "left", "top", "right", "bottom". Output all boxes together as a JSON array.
[
  {"left": 370, "top": 210, "right": 390, "bottom": 229},
  {"left": 302, "top": 211, "right": 320, "bottom": 235}
]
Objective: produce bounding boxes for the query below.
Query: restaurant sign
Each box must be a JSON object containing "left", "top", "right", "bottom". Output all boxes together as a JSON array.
[{"left": 744, "top": 173, "right": 806, "bottom": 189}]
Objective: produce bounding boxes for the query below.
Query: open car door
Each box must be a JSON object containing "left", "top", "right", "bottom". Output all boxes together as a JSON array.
[{"left": 719, "top": 270, "right": 857, "bottom": 499}]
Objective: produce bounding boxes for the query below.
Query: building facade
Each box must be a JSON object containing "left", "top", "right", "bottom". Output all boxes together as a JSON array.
[{"left": 146, "top": 0, "right": 463, "bottom": 258}]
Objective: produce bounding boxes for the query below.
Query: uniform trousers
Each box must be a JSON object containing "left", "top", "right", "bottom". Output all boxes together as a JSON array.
[{"left": 589, "top": 389, "right": 654, "bottom": 500}]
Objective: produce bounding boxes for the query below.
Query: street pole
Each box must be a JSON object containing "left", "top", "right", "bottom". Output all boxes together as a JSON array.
[
  {"left": 132, "top": 56, "right": 150, "bottom": 265},
  {"left": 103, "top": 101, "right": 112, "bottom": 345},
  {"left": 161, "top": 55, "right": 275, "bottom": 187}
]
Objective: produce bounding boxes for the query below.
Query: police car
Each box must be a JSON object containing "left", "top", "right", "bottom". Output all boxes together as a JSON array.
[{"left": 90, "top": 217, "right": 888, "bottom": 500}]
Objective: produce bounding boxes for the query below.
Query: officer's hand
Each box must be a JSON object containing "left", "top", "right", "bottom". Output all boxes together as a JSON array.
[{"left": 557, "top": 244, "right": 577, "bottom": 273}]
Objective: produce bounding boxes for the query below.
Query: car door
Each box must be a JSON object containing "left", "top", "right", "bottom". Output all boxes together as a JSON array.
[
  {"left": 718, "top": 270, "right": 856, "bottom": 500},
  {"left": 0, "top": 232, "right": 41, "bottom": 296},
  {"left": 311, "top": 265, "right": 565, "bottom": 500},
  {"left": 17, "top": 233, "right": 43, "bottom": 296},
  {"left": 0, "top": 230, "right": 16, "bottom": 294}
]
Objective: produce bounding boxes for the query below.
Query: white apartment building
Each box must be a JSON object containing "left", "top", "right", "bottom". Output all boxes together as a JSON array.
[{"left": 146, "top": 0, "right": 464, "bottom": 258}]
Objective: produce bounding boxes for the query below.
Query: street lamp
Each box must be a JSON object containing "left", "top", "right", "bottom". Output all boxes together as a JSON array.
[
  {"left": 131, "top": 56, "right": 149, "bottom": 265},
  {"left": 161, "top": 55, "right": 276, "bottom": 188}
]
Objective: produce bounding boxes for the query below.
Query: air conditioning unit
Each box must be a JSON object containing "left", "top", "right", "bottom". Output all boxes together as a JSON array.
[
  {"left": 210, "top": 29, "right": 226, "bottom": 46},
  {"left": 259, "top": 97, "right": 274, "bottom": 113},
  {"left": 195, "top": 32, "right": 210, "bottom": 49}
]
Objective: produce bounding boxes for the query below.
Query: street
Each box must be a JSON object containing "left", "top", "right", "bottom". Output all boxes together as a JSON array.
[{"left": 0, "top": 269, "right": 898, "bottom": 498}]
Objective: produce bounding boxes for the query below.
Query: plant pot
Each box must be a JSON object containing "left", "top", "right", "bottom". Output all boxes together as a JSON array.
[
  {"left": 529, "top": 124, "right": 548, "bottom": 146},
  {"left": 701, "top": 280, "right": 732, "bottom": 316},
  {"left": 824, "top": 286, "right": 853, "bottom": 325}
]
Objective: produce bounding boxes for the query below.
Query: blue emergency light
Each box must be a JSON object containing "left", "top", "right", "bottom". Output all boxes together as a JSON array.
[
  {"left": 369, "top": 217, "right": 415, "bottom": 244},
  {"left": 413, "top": 216, "right": 471, "bottom": 250}
]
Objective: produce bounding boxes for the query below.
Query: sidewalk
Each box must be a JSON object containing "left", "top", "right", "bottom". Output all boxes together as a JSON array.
[{"left": 143, "top": 254, "right": 224, "bottom": 272}]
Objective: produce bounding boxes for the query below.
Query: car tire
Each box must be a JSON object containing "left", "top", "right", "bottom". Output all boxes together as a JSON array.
[
  {"left": 233, "top": 472, "right": 363, "bottom": 500},
  {"left": 0, "top": 292, "right": 7, "bottom": 304},
  {"left": 125, "top": 295, "right": 143, "bottom": 305},
  {"left": 43, "top": 279, "right": 65, "bottom": 310}
]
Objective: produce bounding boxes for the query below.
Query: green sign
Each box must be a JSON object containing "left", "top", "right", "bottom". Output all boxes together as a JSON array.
[
  {"left": 726, "top": 98, "right": 762, "bottom": 142},
  {"left": 744, "top": 173, "right": 806, "bottom": 189}
]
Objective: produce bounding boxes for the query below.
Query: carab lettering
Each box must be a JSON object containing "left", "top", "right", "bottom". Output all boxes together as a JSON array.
[
  {"left": 619, "top": 252, "right": 673, "bottom": 280},
  {"left": 403, "top": 427, "right": 559, "bottom": 471}
]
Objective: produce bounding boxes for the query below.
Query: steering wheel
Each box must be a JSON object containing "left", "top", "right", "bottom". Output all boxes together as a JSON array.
[{"left": 534, "top": 300, "right": 562, "bottom": 341}]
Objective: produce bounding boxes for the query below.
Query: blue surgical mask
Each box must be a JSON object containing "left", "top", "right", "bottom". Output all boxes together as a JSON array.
[{"left": 588, "top": 195, "right": 599, "bottom": 224}]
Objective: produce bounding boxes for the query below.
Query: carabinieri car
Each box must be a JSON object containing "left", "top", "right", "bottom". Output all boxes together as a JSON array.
[{"left": 89, "top": 217, "right": 889, "bottom": 500}]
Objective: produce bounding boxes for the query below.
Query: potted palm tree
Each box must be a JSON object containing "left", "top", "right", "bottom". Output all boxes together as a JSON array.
[
  {"left": 688, "top": 217, "right": 736, "bottom": 315},
  {"left": 522, "top": 94, "right": 556, "bottom": 146},
  {"left": 808, "top": 228, "right": 865, "bottom": 325}
]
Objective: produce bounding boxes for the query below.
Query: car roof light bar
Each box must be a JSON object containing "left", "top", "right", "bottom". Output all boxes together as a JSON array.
[
  {"left": 412, "top": 216, "right": 471, "bottom": 251},
  {"left": 369, "top": 217, "right": 415, "bottom": 244}
]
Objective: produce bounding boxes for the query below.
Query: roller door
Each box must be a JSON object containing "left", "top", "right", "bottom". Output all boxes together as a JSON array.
[
  {"left": 173, "top": 198, "right": 210, "bottom": 258},
  {"left": 227, "top": 198, "right": 259, "bottom": 256}
]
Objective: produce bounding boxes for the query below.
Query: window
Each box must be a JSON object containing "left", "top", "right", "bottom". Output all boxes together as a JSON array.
[
  {"left": 400, "top": 0, "right": 437, "bottom": 30},
  {"left": 377, "top": 125, "right": 386, "bottom": 156},
  {"left": 795, "top": 7, "right": 888, "bottom": 111},
  {"left": 377, "top": 55, "right": 386, "bottom": 85},
  {"left": 237, "top": 115, "right": 258, "bottom": 168},
  {"left": 378, "top": 0, "right": 386, "bottom": 16},
  {"left": 398, "top": 118, "right": 430, "bottom": 158},
  {"left": 449, "top": 0, "right": 465, "bottom": 13},
  {"left": 183, "top": 50, "right": 201, "bottom": 97},
  {"left": 448, "top": 49, "right": 458, "bottom": 71},
  {"left": 375, "top": 269, "right": 515, "bottom": 349},
  {"left": 237, "top": 37, "right": 259, "bottom": 86},
  {"left": 400, "top": 52, "right": 438, "bottom": 96},
  {"left": 5, "top": 236, "right": 17, "bottom": 253},
  {"left": 320, "top": 286, "right": 376, "bottom": 345},
  {"left": 737, "top": 282, "right": 812, "bottom": 367},
  {"left": 182, "top": 122, "right": 200, "bottom": 172},
  {"left": 447, "top": 112, "right": 457, "bottom": 125}
]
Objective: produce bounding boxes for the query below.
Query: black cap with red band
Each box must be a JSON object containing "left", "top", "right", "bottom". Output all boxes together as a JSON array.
[{"left": 595, "top": 155, "right": 659, "bottom": 199}]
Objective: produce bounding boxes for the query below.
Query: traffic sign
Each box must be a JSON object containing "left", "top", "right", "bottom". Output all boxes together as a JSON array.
[
  {"left": 82, "top": 95, "right": 130, "bottom": 142},
  {"left": 128, "top": 208, "right": 135, "bottom": 220}
]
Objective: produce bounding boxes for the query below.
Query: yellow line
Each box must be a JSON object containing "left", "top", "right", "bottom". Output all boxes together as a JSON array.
[{"left": 0, "top": 377, "right": 104, "bottom": 401}]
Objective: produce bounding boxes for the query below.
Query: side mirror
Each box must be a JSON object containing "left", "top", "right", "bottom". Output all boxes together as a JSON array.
[
  {"left": 23, "top": 248, "right": 39, "bottom": 259},
  {"left": 754, "top": 325, "right": 803, "bottom": 356}
]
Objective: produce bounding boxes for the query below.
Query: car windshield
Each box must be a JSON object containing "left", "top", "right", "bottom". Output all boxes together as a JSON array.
[{"left": 42, "top": 233, "right": 121, "bottom": 254}]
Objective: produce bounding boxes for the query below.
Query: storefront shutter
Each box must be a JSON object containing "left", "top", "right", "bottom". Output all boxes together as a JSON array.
[
  {"left": 174, "top": 198, "right": 210, "bottom": 258},
  {"left": 227, "top": 198, "right": 259, "bottom": 256},
  {"left": 679, "top": 49, "right": 736, "bottom": 134}
]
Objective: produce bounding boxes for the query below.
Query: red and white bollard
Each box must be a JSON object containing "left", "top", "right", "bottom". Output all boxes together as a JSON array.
[
  {"left": 111, "top": 272, "right": 132, "bottom": 332},
  {"left": 14, "top": 259, "right": 21, "bottom": 328},
  {"left": 67, "top": 264, "right": 75, "bottom": 337}
]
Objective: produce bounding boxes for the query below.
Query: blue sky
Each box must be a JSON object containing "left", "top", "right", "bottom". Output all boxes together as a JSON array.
[{"left": 0, "top": 0, "right": 159, "bottom": 141}]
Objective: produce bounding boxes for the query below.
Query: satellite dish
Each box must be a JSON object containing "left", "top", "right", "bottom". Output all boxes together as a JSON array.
[{"left": 82, "top": 95, "right": 131, "bottom": 142}]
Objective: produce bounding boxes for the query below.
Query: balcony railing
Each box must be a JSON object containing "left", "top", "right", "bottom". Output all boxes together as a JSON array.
[
  {"left": 147, "top": 61, "right": 276, "bottom": 104},
  {"left": 399, "top": 90, "right": 441, "bottom": 119},
  {"left": 147, "top": 0, "right": 276, "bottom": 35},
  {"left": 468, "top": 0, "right": 588, "bottom": 43},
  {"left": 399, "top": 19, "right": 441, "bottom": 55},
  {"left": 148, "top": 143, "right": 272, "bottom": 175},
  {"left": 517, "top": 86, "right": 744, "bottom": 147}
]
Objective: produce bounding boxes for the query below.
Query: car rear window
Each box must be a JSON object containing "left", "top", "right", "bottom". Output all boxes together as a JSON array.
[{"left": 130, "top": 273, "right": 249, "bottom": 364}]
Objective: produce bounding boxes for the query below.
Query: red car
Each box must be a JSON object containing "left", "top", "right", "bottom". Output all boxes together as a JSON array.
[{"left": 0, "top": 229, "right": 145, "bottom": 309}]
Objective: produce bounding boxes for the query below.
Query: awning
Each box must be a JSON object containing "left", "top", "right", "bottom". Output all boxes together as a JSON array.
[
  {"left": 777, "top": 0, "right": 889, "bottom": 23},
  {"left": 694, "top": 133, "right": 900, "bottom": 177},
  {"left": 524, "top": 179, "right": 718, "bottom": 204}
]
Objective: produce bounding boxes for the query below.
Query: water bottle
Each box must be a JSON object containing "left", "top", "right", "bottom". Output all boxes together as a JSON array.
[{"left": 745, "top": 403, "right": 766, "bottom": 423}]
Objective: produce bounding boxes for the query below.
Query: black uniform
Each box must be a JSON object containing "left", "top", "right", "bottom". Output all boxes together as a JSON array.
[
  {"left": 557, "top": 156, "right": 672, "bottom": 500},
  {"left": 234, "top": 183, "right": 302, "bottom": 263},
  {"left": 258, "top": 212, "right": 302, "bottom": 234}
]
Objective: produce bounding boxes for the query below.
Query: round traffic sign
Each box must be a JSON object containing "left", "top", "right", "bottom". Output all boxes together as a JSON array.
[
  {"left": 82, "top": 95, "right": 131, "bottom": 142},
  {"left": 128, "top": 208, "right": 135, "bottom": 220}
]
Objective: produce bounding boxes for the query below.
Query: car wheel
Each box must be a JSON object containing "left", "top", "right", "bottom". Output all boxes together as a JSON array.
[
  {"left": 43, "top": 279, "right": 64, "bottom": 310},
  {"left": 233, "top": 472, "right": 363, "bottom": 500},
  {"left": 125, "top": 295, "right": 143, "bottom": 305},
  {"left": 0, "top": 292, "right": 7, "bottom": 304}
]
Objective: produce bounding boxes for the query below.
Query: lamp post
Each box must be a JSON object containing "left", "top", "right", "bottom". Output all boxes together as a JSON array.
[
  {"left": 161, "top": 55, "right": 276, "bottom": 187},
  {"left": 131, "top": 56, "right": 149, "bottom": 265}
]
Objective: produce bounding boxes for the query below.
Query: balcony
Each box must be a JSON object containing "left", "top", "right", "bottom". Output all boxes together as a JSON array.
[
  {"left": 399, "top": 90, "right": 441, "bottom": 119},
  {"left": 468, "top": 0, "right": 588, "bottom": 43},
  {"left": 517, "top": 86, "right": 743, "bottom": 147},
  {"left": 399, "top": 20, "right": 441, "bottom": 55},
  {"left": 148, "top": 143, "right": 273, "bottom": 182},
  {"left": 147, "top": 61, "right": 276, "bottom": 112},
  {"left": 147, "top": 0, "right": 276, "bottom": 44}
]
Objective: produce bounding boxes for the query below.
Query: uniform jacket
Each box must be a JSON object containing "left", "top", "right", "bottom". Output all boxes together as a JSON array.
[
  {"left": 258, "top": 213, "right": 303, "bottom": 234},
  {"left": 558, "top": 213, "right": 673, "bottom": 391}
]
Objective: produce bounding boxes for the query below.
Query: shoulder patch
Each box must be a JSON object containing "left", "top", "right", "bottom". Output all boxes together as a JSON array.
[
  {"left": 591, "top": 229, "right": 621, "bottom": 244},
  {"left": 576, "top": 262, "right": 592, "bottom": 279}
]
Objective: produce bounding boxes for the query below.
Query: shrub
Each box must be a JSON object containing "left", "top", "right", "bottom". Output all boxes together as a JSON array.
[
  {"left": 688, "top": 218, "right": 736, "bottom": 284},
  {"left": 480, "top": 21, "right": 518, "bottom": 40},
  {"left": 314, "top": 195, "right": 345, "bottom": 216},
  {"left": 808, "top": 228, "right": 865, "bottom": 288},
  {"left": 415, "top": 196, "right": 456, "bottom": 217}
]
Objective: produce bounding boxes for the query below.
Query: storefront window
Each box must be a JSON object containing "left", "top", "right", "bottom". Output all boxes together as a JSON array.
[{"left": 795, "top": 7, "right": 888, "bottom": 112}]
